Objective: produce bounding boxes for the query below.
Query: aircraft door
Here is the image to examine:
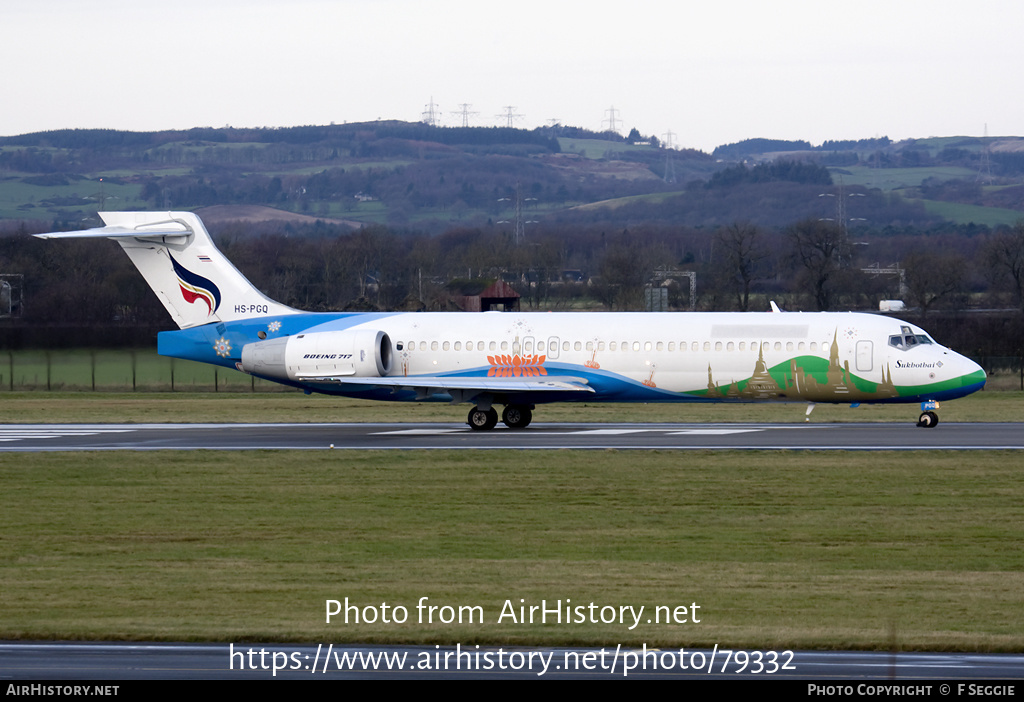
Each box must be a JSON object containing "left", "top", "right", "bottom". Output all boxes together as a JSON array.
[
  {"left": 856, "top": 340, "right": 873, "bottom": 372},
  {"left": 547, "top": 336, "right": 560, "bottom": 359}
]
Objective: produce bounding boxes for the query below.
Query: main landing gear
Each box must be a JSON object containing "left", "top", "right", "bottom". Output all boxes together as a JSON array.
[
  {"left": 466, "top": 404, "right": 534, "bottom": 430},
  {"left": 916, "top": 400, "right": 940, "bottom": 429}
]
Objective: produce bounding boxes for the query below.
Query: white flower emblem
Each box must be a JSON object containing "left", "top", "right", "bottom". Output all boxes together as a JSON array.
[
  {"left": 268, "top": 321, "right": 282, "bottom": 333},
  {"left": 213, "top": 337, "right": 233, "bottom": 357}
]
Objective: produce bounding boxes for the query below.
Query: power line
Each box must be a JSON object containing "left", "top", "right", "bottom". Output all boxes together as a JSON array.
[
  {"left": 977, "top": 123, "right": 993, "bottom": 183},
  {"left": 496, "top": 106, "right": 523, "bottom": 128},
  {"left": 421, "top": 97, "right": 441, "bottom": 127},
  {"left": 451, "top": 103, "right": 479, "bottom": 128},
  {"left": 603, "top": 105, "right": 621, "bottom": 133}
]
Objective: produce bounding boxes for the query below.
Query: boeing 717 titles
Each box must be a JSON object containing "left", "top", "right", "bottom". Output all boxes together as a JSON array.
[{"left": 37, "top": 212, "right": 986, "bottom": 429}]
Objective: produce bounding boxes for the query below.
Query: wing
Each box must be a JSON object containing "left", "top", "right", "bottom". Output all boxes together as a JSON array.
[{"left": 295, "top": 374, "right": 594, "bottom": 401}]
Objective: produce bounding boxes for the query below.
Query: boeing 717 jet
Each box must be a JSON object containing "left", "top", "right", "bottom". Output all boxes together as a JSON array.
[{"left": 37, "top": 212, "right": 986, "bottom": 429}]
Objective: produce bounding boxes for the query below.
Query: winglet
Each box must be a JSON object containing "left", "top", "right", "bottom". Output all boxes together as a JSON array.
[{"left": 770, "top": 300, "right": 783, "bottom": 313}]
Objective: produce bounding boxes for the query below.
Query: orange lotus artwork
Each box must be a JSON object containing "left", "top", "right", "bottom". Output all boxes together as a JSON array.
[{"left": 487, "top": 354, "right": 548, "bottom": 378}]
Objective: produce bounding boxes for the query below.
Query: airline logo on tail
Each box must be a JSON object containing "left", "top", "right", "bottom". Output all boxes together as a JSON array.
[{"left": 169, "top": 253, "right": 221, "bottom": 316}]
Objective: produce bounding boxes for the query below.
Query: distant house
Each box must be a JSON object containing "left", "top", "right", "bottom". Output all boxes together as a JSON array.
[{"left": 446, "top": 279, "right": 520, "bottom": 312}]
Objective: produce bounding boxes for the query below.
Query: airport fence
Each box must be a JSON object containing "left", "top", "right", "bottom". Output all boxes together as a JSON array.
[
  {"left": 1, "top": 349, "right": 1022, "bottom": 393},
  {"left": 975, "top": 355, "right": 1024, "bottom": 391},
  {"left": 0, "top": 349, "right": 290, "bottom": 392}
]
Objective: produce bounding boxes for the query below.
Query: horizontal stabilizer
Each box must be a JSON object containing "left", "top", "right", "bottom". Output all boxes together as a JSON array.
[
  {"left": 34, "top": 225, "right": 190, "bottom": 240},
  {"left": 34, "top": 211, "right": 297, "bottom": 329}
]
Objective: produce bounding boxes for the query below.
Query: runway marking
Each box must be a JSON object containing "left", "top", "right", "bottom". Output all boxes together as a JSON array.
[
  {"left": 545, "top": 429, "right": 651, "bottom": 435},
  {"left": 0, "top": 428, "right": 134, "bottom": 442},
  {"left": 374, "top": 429, "right": 467, "bottom": 435},
  {"left": 374, "top": 428, "right": 770, "bottom": 437},
  {"left": 667, "top": 429, "right": 764, "bottom": 435}
]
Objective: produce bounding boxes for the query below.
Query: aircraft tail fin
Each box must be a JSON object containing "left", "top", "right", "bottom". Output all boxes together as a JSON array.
[{"left": 35, "top": 211, "right": 297, "bottom": 329}]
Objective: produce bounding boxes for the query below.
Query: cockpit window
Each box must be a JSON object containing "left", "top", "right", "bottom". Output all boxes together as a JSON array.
[{"left": 889, "top": 327, "right": 935, "bottom": 350}]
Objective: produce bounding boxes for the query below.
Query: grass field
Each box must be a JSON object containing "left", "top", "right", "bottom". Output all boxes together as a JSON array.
[
  {"left": 0, "top": 386, "right": 1022, "bottom": 425},
  {"left": 2, "top": 359, "right": 1022, "bottom": 650},
  {"left": 828, "top": 166, "right": 979, "bottom": 190},
  {"left": 918, "top": 199, "right": 1024, "bottom": 227},
  {"left": 557, "top": 138, "right": 657, "bottom": 160},
  {"left": 1, "top": 450, "right": 1022, "bottom": 649}
]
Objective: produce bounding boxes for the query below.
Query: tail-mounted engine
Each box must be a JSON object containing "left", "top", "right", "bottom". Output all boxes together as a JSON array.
[{"left": 241, "top": 329, "right": 393, "bottom": 382}]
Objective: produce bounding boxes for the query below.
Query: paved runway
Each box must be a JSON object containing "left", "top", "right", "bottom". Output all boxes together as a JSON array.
[
  {"left": 3, "top": 641, "right": 1023, "bottom": 680},
  {"left": 2, "top": 421, "right": 1024, "bottom": 451}
]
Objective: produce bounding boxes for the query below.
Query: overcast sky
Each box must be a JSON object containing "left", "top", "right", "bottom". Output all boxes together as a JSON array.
[{"left": 4, "top": 0, "right": 1022, "bottom": 152}]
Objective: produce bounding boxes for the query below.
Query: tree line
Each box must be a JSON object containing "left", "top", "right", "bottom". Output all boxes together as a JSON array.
[{"left": 3, "top": 216, "right": 1024, "bottom": 356}]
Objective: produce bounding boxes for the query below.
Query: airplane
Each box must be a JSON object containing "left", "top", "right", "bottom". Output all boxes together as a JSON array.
[{"left": 36, "top": 211, "right": 986, "bottom": 430}]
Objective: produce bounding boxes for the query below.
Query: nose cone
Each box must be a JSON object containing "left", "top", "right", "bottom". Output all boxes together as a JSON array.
[
  {"left": 962, "top": 358, "right": 987, "bottom": 391},
  {"left": 945, "top": 353, "right": 986, "bottom": 398}
]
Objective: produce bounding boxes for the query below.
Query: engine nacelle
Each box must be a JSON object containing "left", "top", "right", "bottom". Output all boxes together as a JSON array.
[{"left": 241, "top": 329, "right": 393, "bottom": 382}]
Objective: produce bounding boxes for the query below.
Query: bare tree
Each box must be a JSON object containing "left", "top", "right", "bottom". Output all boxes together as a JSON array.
[
  {"left": 903, "top": 250, "right": 965, "bottom": 318},
  {"left": 788, "top": 219, "right": 851, "bottom": 310},
  {"left": 986, "top": 221, "right": 1024, "bottom": 313},
  {"left": 714, "top": 221, "right": 765, "bottom": 311}
]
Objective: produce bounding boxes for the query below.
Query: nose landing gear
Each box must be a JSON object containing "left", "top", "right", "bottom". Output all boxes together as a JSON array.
[{"left": 916, "top": 401, "right": 940, "bottom": 428}]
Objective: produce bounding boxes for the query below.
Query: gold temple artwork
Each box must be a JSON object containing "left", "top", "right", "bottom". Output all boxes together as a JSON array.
[{"left": 704, "top": 330, "right": 897, "bottom": 402}]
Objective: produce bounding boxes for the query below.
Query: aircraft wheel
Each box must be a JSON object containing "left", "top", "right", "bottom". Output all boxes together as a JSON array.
[
  {"left": 502, "top": 405, "right": 533, "bottom": 429},
  {"left": 467, "top": 407, "right": 498, "bottom": 431},
  {"left": 916, "top": 411, "right": 939, "bottom": 428}
]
